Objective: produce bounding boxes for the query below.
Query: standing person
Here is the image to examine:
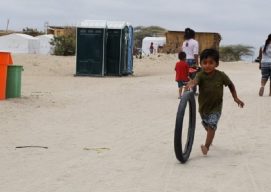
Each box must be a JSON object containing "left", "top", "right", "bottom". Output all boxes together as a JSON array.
[
  {"left": 149, "top": 42, "right": 154, "bottom": 54},
  {"left": 175, "top": 51, "right": 190, "bottom": 99},
  {"left": 182, "top": 28, "right": 199, "bottom": 67},
  {"left": 258, "top": 34, "right": 271, "bottom": 96},
  {"left": 186, "top": 49, "right": 244, "bottom": 155},
  {"left": 181, "top": 28, "right": 199, "bottom": 94}
]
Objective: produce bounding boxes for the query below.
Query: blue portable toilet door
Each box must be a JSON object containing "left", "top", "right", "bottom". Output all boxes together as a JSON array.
[
  {"left": 76, "top": 27, "right": 106, "bottom": 76},
  {"left": 121, "top": 26, "right": 129, "bottom": 75},
  {"left": 127, "top": 26, "right": 134, "bottom": 74}
]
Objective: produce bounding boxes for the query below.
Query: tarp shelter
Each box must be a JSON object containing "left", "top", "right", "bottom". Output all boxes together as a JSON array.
[
  {"left": 76, "top": 20, "right": 107, "bottom": 76},
  {"left": 36, "top": 34, "right": 54, "bottom": 54},
  {"left": 0, "top": 33, "right": 39, "bottom": 54},
  {"left": 142, "top": 37, "right": 166, "bottom": 55}
]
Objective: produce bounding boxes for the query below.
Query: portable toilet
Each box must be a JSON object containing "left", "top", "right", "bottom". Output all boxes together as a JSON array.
[
  {"left": 76, "top": 20, "right": 107, "bottom": 76},
  {"left": 106, "top": 21, "right": 129, "bottom": 76}
]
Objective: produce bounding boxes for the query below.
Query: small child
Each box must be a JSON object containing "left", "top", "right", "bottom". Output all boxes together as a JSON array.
[
  {"left": 186, "top": 48, "right": 244, "bottom": 155},
  {"left": 175, "top": 51, "right": 190, "bottom": 99}
]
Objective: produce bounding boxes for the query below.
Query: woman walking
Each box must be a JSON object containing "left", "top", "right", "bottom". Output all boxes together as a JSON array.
[{"left": 258, "top": 34, "right": 271, "bottom": 96}]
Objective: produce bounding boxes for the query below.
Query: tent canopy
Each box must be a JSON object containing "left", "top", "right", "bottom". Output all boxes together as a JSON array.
[
  {"left": 142, "top": 37, "right": 166, "bottom": 55},
  {"left": 0, "top": 33, "right": 39, "bottom": 54},
  {"left": 36, "top": 34, "right": 54, "bottom": 54}
]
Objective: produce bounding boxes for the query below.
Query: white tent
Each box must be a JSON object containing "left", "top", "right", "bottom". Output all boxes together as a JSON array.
[
  {"left": 36, "top": 34, "right": 54, "bottom": 54},
  {"left": 0, "top": 33, "right": 39, "bottom": 54},
  {"left": 141, "top": 37, "right": 166, "bottom": 55}
]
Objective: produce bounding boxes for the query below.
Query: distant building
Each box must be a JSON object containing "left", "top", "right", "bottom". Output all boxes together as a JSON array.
[
  {"left": 47, "top": 26, "right": 76, "bottom": 37},
  {"left": 163, "top": 31, "right": 221, "bottom": 54},
  {"left": 47, "top": 26, "right": 65, "bottom": 36}
]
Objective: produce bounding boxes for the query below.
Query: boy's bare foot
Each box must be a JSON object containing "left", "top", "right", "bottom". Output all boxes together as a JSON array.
[
  {"left": 201, "top": 145, "right": 208, "bottom": 155},
  {"left": 259, "top": 87, "right": 264, "bottom": 96}
]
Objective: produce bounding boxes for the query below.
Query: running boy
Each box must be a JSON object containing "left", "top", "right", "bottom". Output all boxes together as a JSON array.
[
  {"left": 186, "top": 48, "right": 244, "bottom": 155},
  {"left": 175, "top": 51, "right": 190, "bottom": 99}
]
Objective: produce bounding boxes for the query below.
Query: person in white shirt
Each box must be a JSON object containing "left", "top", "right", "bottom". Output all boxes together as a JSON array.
[
  {"left": 181, "top": 28, "right": 199, "bottom": 95},
  {"left": 181, "top": 28, "right": 199, "bottom": 67},
  {"left": 258, "top": 34, "right": 271, "bottom": 96}
]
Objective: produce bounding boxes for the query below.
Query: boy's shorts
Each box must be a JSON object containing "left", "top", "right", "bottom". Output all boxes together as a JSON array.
[
  {"left": 177, "top": 80, "right": 188, "bottom": 88},
  {"left": 200, "top": 112, "right": 221, "bottom": 131}
]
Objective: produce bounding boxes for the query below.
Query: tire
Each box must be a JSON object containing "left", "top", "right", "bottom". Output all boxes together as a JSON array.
[{"left": 174, "top": 91, "right": 196, "bottom": 163}]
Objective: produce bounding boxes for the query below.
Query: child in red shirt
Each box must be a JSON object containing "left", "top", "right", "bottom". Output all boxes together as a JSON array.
[{"left": 175, "top": 51, "right": 190, "bottom": 98}]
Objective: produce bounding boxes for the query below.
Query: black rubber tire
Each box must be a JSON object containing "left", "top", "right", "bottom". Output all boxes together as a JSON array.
[{"left": 174, "top": 91, "right": 196, "bottom": 163}]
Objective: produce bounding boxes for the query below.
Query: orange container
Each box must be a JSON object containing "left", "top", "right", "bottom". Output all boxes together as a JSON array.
[{"left": 0, "top": 52, "right": 13, "bottom": 100}]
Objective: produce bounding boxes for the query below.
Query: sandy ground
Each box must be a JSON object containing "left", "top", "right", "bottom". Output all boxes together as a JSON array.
[{"left": 0, "top": 53, "right": 271, "bottom": 192}]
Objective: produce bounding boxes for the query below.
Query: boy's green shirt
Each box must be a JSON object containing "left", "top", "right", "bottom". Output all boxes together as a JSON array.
[{"left": 195, "top": 70, "right": 232, "bottom": 115}]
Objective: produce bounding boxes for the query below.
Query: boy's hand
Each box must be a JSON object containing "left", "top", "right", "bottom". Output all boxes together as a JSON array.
[
  {"left": 234, "top": 97, "right": 244, "bottom": 108},
  {"left": 185, "top": 80, "right": 194, "bottom": 90}
]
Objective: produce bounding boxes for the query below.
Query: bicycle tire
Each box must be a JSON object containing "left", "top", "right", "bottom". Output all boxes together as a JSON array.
[{"left": 174, "top": 91, "right": 196, "bottom": 163}]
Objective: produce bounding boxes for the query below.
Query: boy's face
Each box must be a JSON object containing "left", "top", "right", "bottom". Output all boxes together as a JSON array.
[{"left": 200, "top": 57, "right": 218, "bottom": 74}]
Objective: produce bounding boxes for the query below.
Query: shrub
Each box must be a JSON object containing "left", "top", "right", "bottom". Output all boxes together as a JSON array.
[
  {"left": 219, "top": 45, "right": 254, "bottom": 62},
  {"left": 50, "top": 27, "right": 76, "bottom": 56}
]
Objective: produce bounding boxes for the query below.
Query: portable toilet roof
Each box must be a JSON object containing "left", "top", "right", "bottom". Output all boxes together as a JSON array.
[
  {"left": 79, "top": 20, "right": 107, "bottom": 28},
  {"left": 107, "top": 21, "right": 127, "bottom": 29}
]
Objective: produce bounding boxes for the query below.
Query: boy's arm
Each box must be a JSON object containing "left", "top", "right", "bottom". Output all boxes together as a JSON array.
[
  {"left": 228, "top": 83, "right": 244, "bottom": 108},
  {"left": 186, "top": 78, "right": 198, "bottom": 89}
]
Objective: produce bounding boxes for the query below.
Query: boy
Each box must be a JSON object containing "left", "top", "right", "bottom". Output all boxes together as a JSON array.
[
  {"left": 175, "top": 51, "right": 190, "bottom": 99},
  {"left": 186, "top": 49, "right": 244, "bottom": 155}
]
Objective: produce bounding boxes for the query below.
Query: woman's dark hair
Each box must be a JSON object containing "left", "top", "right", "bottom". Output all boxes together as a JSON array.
[
  {"left": 178, "top": 51, "right": 186, "bottom": 60},
  {"left": 200, "top": 48, "right": 219, "bottom": 66},
  {"left": 184, "top": 28, "right": 195, "bottom": 40},
  {"left": 263, "top": 34, "right": 271, "bottom": 53}
]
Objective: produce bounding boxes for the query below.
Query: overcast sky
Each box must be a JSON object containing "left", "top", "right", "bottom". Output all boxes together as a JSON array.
[{"left": 1, "top": 0, "right": 270, "bottom": 57}]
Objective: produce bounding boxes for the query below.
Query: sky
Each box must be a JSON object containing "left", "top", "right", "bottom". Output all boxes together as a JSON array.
[{"left": 1, "top": 0, "right": 271, "bottom": 58}]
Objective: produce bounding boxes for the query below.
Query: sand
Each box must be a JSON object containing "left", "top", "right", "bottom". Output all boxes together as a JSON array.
[{"left": 0, "top": 53, "right": 271, "bottom": 192}]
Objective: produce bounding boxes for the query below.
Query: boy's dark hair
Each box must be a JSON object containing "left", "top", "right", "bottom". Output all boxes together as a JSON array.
[
  {"left": 178, "top": 51, "right": 186, "bottom": 60},
  {"left": 200, "top": 48, "right": 219, "bottom": 66}
]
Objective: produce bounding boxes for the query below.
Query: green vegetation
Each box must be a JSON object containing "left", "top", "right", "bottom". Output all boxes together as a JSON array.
[
  {"left": 50, "top": 27, "right": 76, "bottom": 56},
  {"left": 22, "top": 27, "right": 44, "bottom": 36},
  {"left": 219, "top": 45, "right": 254, "bottom": 62}
]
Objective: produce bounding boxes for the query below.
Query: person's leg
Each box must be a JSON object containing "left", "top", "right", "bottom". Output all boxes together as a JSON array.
[
  {"left": 201, "top": 128, "right": 215, "bottom": 155},
  {"left": 259, "top": 79, "right": 267, "bottom": 96},
  {"left": 177, "top": 81, "right": 183, "bottom": 98},
  {"left": 204, "top": 128, "right": 215, "bottom": 150},
  {"left": 260, "top": 67, "right": 268, "bottom": 96},
  {"left": 200, "top": 113, "right": 220, "bottom": 155}
]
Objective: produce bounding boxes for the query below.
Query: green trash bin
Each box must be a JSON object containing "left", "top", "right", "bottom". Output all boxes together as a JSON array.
[{"left": 6, "top": 65, "right": 23, "bottom": 98}]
